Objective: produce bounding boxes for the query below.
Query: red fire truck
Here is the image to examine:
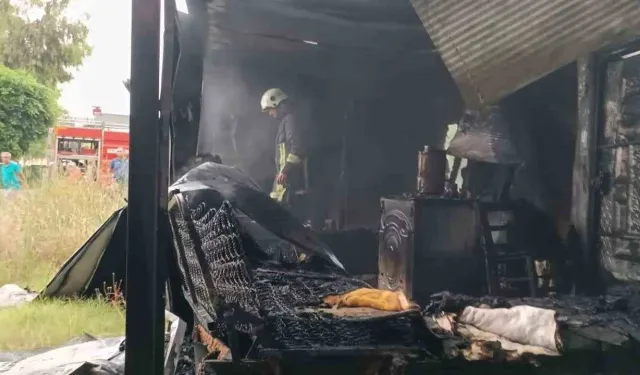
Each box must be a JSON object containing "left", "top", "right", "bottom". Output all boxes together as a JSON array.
[{"left": 46, "top": 116, "right": 130, "bottom": 184}]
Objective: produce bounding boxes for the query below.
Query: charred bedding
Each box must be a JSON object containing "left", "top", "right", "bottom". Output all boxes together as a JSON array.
[
  {"left": 168, "top": 169, "right": 425, "bottom": 352},
  {"left": 424, "top": 291, "right": 640, "bottom": 366}
]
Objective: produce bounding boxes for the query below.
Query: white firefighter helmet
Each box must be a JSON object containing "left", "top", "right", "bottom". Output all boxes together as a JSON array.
[{"left": 260, "top": 88, "right": 288, "bottom": 111}]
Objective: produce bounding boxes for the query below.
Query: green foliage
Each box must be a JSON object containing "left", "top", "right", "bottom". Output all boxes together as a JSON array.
[
  {"left": 24, "top": 136, "right": 48, "bottom": 158},
  {"left": 0, "top": 65, "right": 59, "bottom": 156},
  {"left": 0, "top": 0, "right": 92, "bottom": 87}
]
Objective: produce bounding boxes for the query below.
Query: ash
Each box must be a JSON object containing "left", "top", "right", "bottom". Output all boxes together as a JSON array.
[{"left": 175, "top": 336, "right": 195, "bottom": 375}]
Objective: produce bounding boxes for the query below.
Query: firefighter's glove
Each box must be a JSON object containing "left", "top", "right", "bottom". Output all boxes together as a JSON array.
[{"left": 276, "top": 172, "right": 287, "bottom": 185}]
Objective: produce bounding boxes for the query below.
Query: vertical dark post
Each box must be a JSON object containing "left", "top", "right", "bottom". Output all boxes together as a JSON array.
[
  {"left": 571, "top": 56, "right": 600, "bottom": 295},
  {"left": 125, "top": 0, "right": 165, "bottom": 373},
  {"left": 161, "top": 0, "right": 176, "bottom": 187}
]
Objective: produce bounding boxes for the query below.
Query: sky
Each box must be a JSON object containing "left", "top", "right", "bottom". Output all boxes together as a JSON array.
[{"left": 59, "top": 0, "right": 132, "bottom": 117}]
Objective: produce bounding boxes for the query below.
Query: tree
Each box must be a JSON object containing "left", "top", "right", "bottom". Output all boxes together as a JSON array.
[
  {"left": 0, "top": 65, "right": 59, "bottom": 156},
  {"left": 0, "top": 0, "right": 91, "bottom": 87}
]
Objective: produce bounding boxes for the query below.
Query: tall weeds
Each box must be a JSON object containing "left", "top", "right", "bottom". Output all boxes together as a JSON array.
[{"left": 0, "top": 175, "right": 126, "bottom": 289}]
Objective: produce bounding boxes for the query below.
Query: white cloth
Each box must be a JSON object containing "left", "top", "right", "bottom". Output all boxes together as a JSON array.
[{"left": 459, "top": 305, "right": 559, "bottom": 353}]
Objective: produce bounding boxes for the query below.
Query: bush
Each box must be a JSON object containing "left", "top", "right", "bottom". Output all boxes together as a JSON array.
[{"left": 0, "top": 65, "right": 58, "bottom": 157}]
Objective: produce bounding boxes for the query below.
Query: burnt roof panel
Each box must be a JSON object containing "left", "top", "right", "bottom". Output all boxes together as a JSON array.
[{"left": 410, "top": 0, "right": 640, "bottom": 108}]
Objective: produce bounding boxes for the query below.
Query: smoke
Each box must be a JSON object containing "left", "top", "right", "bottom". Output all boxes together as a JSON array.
[{"left": 198, "top": 64, "right": 277, "bottom": 189}]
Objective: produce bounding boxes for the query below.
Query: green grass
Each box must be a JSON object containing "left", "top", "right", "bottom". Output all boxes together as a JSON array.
[
  {"left": 0, "top": 299, "right": 125, "bottom": 351},
  {"left": 0, "top": 176, "right": 127, "bottom": 351}
]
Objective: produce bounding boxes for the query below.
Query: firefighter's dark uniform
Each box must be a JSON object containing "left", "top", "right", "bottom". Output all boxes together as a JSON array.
[{"left": 270, "top": 104, "right": 307, "bottom": 214}]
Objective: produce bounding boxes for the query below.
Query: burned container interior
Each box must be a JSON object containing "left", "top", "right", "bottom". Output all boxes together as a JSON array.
[
  {"left": 164, "top": 0, "right": 586, "bottom": 298},
  {"left": 120, "top": 0, "right": 640, "bottom": 373}
]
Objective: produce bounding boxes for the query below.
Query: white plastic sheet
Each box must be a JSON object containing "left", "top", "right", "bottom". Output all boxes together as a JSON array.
[
  {"left": 0, "top": 337, "right": 125, "bottom": 375},
  {"left": 0, "top": 311, "right": 186, "bottom": 375},
  {"left": 0, "top": 285, "right": 38, "bottom": 308}
]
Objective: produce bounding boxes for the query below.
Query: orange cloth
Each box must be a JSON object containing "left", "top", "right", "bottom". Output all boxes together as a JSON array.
[
  {"left": 195, "top": 324, "right": 231, "bottom": 360},
  {"left": 323, "top": 288, "right": 414, "bottom": 312}
]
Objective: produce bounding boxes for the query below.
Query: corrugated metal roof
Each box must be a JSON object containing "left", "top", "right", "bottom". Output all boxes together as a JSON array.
[{"left": 411, "top": 0, "right": 640, "bottom": 109}]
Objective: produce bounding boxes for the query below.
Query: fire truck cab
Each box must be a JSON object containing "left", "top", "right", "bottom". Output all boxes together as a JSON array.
[{"left": 46, "top": 116, "right": 130, "bottom": 184}]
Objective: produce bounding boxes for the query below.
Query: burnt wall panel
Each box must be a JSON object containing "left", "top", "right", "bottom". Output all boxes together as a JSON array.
[
  {"left": 597, "top": 55, "right": 640, "bottom": 284},
  {"left": 172, "top": 2, "right": 208, "bottom": 174},
  {"left": 571, "top": 56, "right": 601, "bottom": 294},
  {"left": 499, "top": 64, "right": 578, "bottom": 227}
]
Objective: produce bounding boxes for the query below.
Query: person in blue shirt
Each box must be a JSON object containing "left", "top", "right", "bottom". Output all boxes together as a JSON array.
[
  {"left": 1, "top": 152, "right": 25, "bottom": 197},
  {"left": 109, "top": 148, "right": 129, "bottom": 184}
]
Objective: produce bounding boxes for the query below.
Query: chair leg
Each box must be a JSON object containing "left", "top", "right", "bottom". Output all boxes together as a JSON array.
[
  {"left": 479, "top": 210, "right": 498, "bottom": 295},
  {"left": 484, "top": 247, "right": 497, "bottom": 295},
  {"left": 526, "top": 256, "right": 537, "bottom": 297}
]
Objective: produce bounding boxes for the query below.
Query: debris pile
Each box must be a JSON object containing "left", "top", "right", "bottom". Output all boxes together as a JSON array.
[
  {"left": 164, "top": 162, "right": 640, "bottom": 374},
  {"left": 170, "top": 197, "right": 424, "bottom": 351},
  {"left": 175, "top": 336, "right": 196, "bottom": 375},
  {"left": 422, "top": 291, "right": 640, "bottom": 370}
]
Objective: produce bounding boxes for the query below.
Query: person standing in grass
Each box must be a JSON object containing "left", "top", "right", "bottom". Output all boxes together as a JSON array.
[
  {"left": 109, "top": 148, "right": 129, "bottom": 184},
  {"left": 1, "top": 152, "right": 26, "bottom": 197}
]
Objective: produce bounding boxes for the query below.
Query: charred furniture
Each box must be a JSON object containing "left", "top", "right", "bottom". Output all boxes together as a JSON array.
[
  {"left": 378, "top": 196, "right": 482, "bottom": 306},
  {"left": 166, "top": 177, "right": 433, "bottom": 374},
  {"left": 479, "top": 202, "right": 537, "bottom": 297},
  {"left": 444, "top": 105, "right": 541, "bottom": 297}
]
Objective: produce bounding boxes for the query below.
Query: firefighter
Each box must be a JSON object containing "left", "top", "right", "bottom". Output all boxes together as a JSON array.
[{"left": 260, "top": 88, "right": 307, "bottom": 216}]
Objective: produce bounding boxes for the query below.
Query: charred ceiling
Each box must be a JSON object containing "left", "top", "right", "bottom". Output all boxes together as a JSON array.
[{"left": 205, "top": 0, "right": 434, "bottom": 57}]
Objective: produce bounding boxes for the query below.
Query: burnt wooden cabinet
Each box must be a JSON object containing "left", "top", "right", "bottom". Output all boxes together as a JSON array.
[
  {"left": 378, "top": 197, "right": 482, "bottom": 305},
  {"left": 597, "top": 56, "right": 640, "bottom": 282}
]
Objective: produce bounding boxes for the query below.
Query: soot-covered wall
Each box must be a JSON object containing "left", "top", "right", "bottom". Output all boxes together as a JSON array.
[
  {"left": 340, "top": 57, "right": 462, "bottom": 228},
  {"left": 501, "top": 64, "right": 578, "bottom": 234}
]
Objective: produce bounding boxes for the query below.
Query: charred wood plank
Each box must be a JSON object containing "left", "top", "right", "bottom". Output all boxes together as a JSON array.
[{"left": 571, "top": 56, "right": 604, "bottom": 295}]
